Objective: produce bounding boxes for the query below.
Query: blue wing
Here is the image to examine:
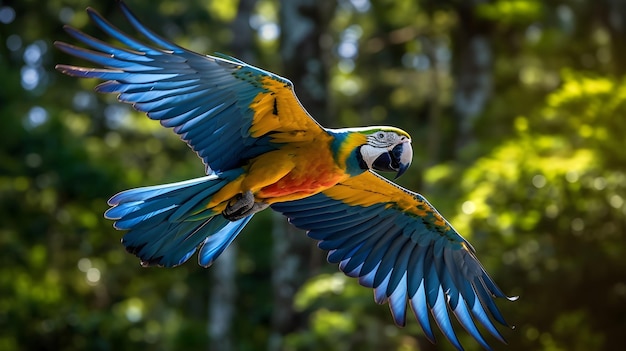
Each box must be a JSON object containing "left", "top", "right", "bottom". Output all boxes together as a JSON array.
[
  {"left": 55, "top": 1, "right": 325, "bottom": 174},
  {"left": 271, "top": 171, "right": 516, "bottom": 351}
]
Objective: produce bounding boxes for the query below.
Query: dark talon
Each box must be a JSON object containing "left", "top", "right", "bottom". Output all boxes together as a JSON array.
[{"left": 222, "top": 190, "right": 268, "bottom": 220}]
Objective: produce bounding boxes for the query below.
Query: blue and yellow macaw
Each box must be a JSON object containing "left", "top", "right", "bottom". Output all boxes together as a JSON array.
[{"left": 56, "top": 2, "right": 515, "bottom": 350}]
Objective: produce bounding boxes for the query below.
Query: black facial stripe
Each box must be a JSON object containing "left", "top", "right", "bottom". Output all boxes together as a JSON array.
[
  {"left": 355, "top": 146, "right": 368, "bottom": 169},
  {"left": 367, "top": 135, "right": 390, "bottom": 148},
  {"left": 391, "top": 143, "right": 404, "bottom": 168}
]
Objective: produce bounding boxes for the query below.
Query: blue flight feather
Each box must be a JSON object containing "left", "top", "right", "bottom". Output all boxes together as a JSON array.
[
  {"left": 197, "top": 216, "right": 252, "bottom": 267},
  {"left": 86, "top": 8, "right": 163, "bottom": 55},
  {"left": 410, "top": 281, "right": 436, "bottom": 343},
  {"left": 63, "top": 25, "right": 154, "bottom": 62},
  {"left": 451, "top": 295, "right": 491, "bottom": 351},
  {"left": 373, "top": 270, "right": 391, "bottom": 304},
  {"left": 388, "top": 273, "right": 408, "bottom": 326},
  {"left": 386, "top": 237, "right": 413, "bottom": 297},
  {"left": 358, "top": 261, "right": 379, "bottom": 288},
  {"left": 426, "top": 265, "right": 463, "bottom": 351},
  {"left": 118, "top": 1, "right": 183, "bottom": 52}
]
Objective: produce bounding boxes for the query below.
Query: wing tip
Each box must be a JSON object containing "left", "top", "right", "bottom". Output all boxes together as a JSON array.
[
  {"left": 54, "top": 63, "right": 76, "bottom": 75},
  {"left": 506, "top": 295, "right": 520, "bottom": 302}
]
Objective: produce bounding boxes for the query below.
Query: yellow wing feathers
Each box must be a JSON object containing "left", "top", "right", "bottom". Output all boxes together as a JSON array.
[
  {"left": 248, "top": 76, "right": 325, "bottom": 141},
  {"left": 325, "top": 172, "right": 451, "bottom": 230}
]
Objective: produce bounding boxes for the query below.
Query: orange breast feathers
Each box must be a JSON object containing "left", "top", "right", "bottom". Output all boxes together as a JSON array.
[{"left": 246, "top": 139, "right": 350, "bottom": 203}]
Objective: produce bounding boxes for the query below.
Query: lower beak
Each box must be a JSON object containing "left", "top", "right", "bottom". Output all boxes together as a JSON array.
[{"left": 372, "top": 141, "right": 413, "bottom": 179}]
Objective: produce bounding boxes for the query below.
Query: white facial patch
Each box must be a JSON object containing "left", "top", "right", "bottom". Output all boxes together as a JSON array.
[
  {"left": 360, "top": 144, "right": 387, "bottom": 168},
  {"left": 366, "top": 131, "right": 406, "bottom": 149}
]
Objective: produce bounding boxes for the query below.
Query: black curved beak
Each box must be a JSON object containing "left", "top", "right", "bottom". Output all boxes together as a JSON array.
[{"left": 372, "top": 141, "right": 413, "bottom": 179}]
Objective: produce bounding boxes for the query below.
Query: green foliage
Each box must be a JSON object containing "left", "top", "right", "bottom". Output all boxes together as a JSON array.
[
  {"left": 476, "top": 0, "right": 543, "bottom": 26},
  {"left": 286, "top": 273, "right": 422, "bottom": 351},
  {"left": 427, "top": 71, "right": 626, "bottom": 350}
]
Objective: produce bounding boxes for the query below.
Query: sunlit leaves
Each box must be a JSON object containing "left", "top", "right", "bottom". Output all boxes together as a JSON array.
[
  {"left": 476, "top": 0, "right": 543, "bottom": 26},
  {"left": 205, "top": 0, "right": 239, "bottom": 22},
  {"left": 288, "top": 273, "right": 422, "bottom": 351},
  {"left": 439, "top": 70, "right": 626, "bottom": 350}
]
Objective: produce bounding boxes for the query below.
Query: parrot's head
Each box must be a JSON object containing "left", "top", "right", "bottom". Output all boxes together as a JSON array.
[{"left": 357, "top": 127, "right": 412, "bottom": 179}]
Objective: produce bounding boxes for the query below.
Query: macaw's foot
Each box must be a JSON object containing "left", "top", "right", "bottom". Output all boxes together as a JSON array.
[{"left": 222, "top": 190, "right": 268, "bottom": 221}]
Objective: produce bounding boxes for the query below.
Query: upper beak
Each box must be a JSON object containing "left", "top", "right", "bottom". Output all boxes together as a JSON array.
[{"left": 372, "top": 141, "right": 413, "bottom": 179}]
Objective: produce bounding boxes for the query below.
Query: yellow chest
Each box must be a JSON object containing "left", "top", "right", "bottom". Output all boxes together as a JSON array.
[
  {"left": 206, "top": 131, "right": 365, "bottom": 211},
  {"left": 252, "top": 138, "right": 349, "bottom": 202}
]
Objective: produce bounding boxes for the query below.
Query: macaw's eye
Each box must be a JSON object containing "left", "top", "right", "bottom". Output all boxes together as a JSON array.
[{"left": 377, "top": 132, "right": 385, "bottom": 139}]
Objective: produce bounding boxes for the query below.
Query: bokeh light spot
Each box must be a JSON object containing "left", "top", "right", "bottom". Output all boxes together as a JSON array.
[{"left": 0, "top": 6, "right": 15, "bottom": 24}]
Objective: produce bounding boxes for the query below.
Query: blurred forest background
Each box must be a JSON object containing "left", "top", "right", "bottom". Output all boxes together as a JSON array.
[{"left": 1, "top": 0, "right": 626, "bottom": 350}]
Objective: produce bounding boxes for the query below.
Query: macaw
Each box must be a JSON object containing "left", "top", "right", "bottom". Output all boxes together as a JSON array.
[{"left": 55, "top": 2, "right": 515, "bottom": 350}]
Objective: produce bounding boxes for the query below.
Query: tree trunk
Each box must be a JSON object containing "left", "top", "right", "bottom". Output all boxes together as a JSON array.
[
  {"left": 600, "top": 0, "right": 626, "bottom": 75},
  {"left": 208, "top": 245, "right": 237, "bottom": 351},
  {"left": 278, "top": 0, "right": 335, "bottom": 116},
  {"left": 208, "top": 1, "right": 258, "bottom": 350},
  {"left": 268, "top": 1, "right": 335, "bottom": 350},
  {"left": 452, "top": 1, "right": 493, "bottom": 151},
  {"left": 422, "top": 37, "right": 443, "bottom": 167}
]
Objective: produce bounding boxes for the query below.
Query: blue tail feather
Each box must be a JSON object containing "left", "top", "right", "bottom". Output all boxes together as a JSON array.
[
  {"left": 106, "top": 171, "right": 250, "bottom": 267},
  {"left": 198, "top": 216, "right": 252, "bottom": 267}
]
